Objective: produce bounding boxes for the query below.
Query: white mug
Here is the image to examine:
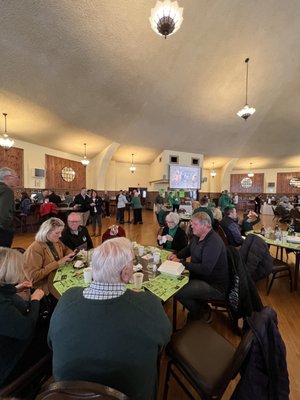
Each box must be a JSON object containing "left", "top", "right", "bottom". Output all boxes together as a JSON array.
[
  {"left": 153, "top": 252, "right": 160, "bottom": 264},
  {"left": 137, "top": 245, "right": 144, "bottom": 256}
]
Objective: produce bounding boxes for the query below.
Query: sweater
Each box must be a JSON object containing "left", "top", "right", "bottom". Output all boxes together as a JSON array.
[
  {"left": 158, "top": 226, "right": 188, "bottom": 253},
  {"left": 176, "top": 230, "right": 229, "bottom": 294},
  {"left": 0, "top": 285, "right": 40, "bottom": 386},
  {"left": 24, "top": 240, "right": 72, "bottom": 294},
  {"left": 60, "top": 226, "right": 94, "bottom": 250},
  {"left": 48, "top": 288, "right": 171, "bottom": 400}
]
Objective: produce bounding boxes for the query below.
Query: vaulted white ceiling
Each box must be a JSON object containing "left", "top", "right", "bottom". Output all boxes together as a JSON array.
[{"left": 1, "top": 0, "right": 300, "bottom": 170}]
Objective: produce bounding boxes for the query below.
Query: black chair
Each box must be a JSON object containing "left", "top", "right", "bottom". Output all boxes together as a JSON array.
[
  {"left": 36, "top": 381, "right": 128, "bottom": 400},
  {"left": 271, "top": 206, "right": 280, "bottom": 222},
  {"left": 216, "top": 225, "right": 228, "bottom": 246},
  {"left": 0, "top": 353, "right": 52, "bottom": 400},
  {"left": 163, "top": 321, "right": 253, "bottom": 400},
  {"left": 266, "top": 259, "right": 293, "bottom": 295}
]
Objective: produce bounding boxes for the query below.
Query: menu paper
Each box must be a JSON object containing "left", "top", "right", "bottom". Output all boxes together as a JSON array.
[{"left": 143, "top": 274, "right": 189, "bottom": 302}]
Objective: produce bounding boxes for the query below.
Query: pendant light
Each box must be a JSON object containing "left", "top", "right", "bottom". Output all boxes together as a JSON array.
[
  {"left": 0, "top": 113, "right": 14, "bottom": 150},
  {"left": 81, "top": 143, "right": 90, "bottom": 166},
  {"left": 237, "top": 58, "right": 256, "bottom": 120},
  {"left": 129, "top": 153, "right": 136, "bottom": 173}
]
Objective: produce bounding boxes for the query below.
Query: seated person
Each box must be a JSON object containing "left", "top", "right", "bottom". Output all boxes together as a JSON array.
[
  {"left": 220, "top": 206, "right": 244, "bottom": 247},
  {"left": 169, "top": 212, "right": 228, "bottom": 322},
  {"left": 192, "top": 196, "right": 214, "bottom": 223},
  {"left": 0, "top": 248, "right": 46, "bottom": 387},
  {"left": 20, "top": 192, "right": 32, "bottom": 215},
  {"left": 102, "top": 224, "right": 126, "bottom": 242},
  {"left": 240, "top": 210, "right": 260, "bottom": 235},
  {"left": 157, "top": 212, "right": 188, "bottom": 253},
  {"left": 48, "top": 237, "right": 171, "bottom": 399},
  {"left": 24, "top": 218, "right": 75, "bottom": 299},
  {"left": 39, "top": 197, "right": 58, "bottom": 221},
  {"left": 275, "top": 203, "right": 291, "bottom": 222},
  {"left": 60, "top": 212, "right": 93, "bottom": 251},
  {"left": 208, "top": 201, "right": 222, "bottom": 230}
]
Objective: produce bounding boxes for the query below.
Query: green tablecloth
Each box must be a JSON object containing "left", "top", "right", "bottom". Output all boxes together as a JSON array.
[{"left": 247, "top": 231, "right": 300, "bottom": 250}]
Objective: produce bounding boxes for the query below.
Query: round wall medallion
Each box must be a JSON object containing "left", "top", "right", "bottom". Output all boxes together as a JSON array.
[
  {"left": 241, "top": 177, "right": 253, "bottom": 188},
  {"left": 289, "top": 177, "right": 300, "bottom": 188},
  {"left": 61, "top": 167, "right": 76, "bottom": 182}
]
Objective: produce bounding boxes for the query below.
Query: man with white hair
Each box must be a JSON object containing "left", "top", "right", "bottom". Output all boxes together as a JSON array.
[
  {"left": 169, "top": 212, "right": 229, "bottom": 322},
  {"left": 48, "top": 237, "right": 171, "bottom": 399},
  {"left": 0, "top": 167, "right": 18, "bottom": 247}
]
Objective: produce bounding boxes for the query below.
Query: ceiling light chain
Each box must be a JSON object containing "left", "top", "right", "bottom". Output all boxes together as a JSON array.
[
  {"left": 0, "top": 113, "right": 15, "bottom": 150},
  {"left": 237, "top": 58, "right": 256, "bottom": 120},
  {"left": 81, "top": 143, "right": 90, "bottom": 166}
]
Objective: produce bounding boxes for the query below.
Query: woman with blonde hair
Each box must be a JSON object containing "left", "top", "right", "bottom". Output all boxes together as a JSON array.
[
  {"left": 0, "top": 247, "right": 45, "bottom": 387},
  {"left": 24, "top": 218, "right": 75, "bottom": 297}
]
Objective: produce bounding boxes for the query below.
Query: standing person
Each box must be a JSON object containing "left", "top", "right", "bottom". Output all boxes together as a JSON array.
[
  {"left": 131, "top": 189, "right": 143, "bottom": 224},
  {"left": 254, "top": 194, "right": 262, "bottom": 214},
  {"left": 48, "top": 237, "right": 171, "bottom": 399},
  {"left": 170, "top": 191, "right": 180, "bottom": 212},
  {"left": 90, "top": 190, "right": 103, "bottom": 237},
  {"left": 73, "top": 188, "right": 91, "bottom": 226},
  {"left": 218, "top": 190, "right": 232, "bottom": 211},
  {"left": 0, "top": 167, "right": 19, "bottom": 247},
  {"left": 116, "top": 190, "right": 127, "bottom": 224},
  {"left": 233, "top": 193, "right": 239, "bottom": 207},
  {"left": 64, "top": 191, "right": 73, "bottom": 206},
  {"left": 48, "top": 190, "right": 61, "bottom": 206},
  {"left": 104, "top": 191, "right": 110, "bottom": 217}
]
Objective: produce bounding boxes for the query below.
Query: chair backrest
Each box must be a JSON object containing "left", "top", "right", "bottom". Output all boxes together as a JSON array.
[
  {"left": 36, "top": 381, "right": 128, "bottom": 400},
  {"left": 101, "top": 226, "right": 126, "bottom": 243},
  {"left": 217, "top": 225, "right": 229, "bottom": 246}
]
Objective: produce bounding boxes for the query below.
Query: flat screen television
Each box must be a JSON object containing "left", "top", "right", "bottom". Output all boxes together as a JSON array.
[{"left": 169, "top": 165, "right": 201, "bottom": 189}]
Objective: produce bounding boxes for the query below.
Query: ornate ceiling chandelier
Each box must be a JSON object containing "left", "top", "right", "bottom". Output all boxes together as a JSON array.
[
  {"left": 129, "top": 153, "right": 136, "bottom": 173},
  {"left": 81, "top": 143, "right": 90, "bottom": 166},
  {"left": 149, "top": 0, "right": 184, "bottom": 39},
  {"left": 237, "top": 58, "right": 256, "bottom": 120},
  {"left": 0, "top": 113, "right": 14, "bottom": 150}
]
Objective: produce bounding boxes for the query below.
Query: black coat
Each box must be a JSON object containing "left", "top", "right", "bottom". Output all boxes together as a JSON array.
[
  {"left": 239, "top": 234, "right": 273, "bottom": 281},
  {"left": 158, "top": 226, "right": 188, "bottom": 253},
  {"left": 231, "top": 307, "right": 289, "bottom": 400}
]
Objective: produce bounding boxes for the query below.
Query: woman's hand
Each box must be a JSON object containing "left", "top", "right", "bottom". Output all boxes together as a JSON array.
[
  {"left": 58, "top": 253, "right": 76, "bottom": 265},
  {"left": 157, "top": 235, "right": 162, "bottom": 240},
  {"left": 166, "top": 235, "right": 173, "bottom": 241},
  {"left": 15, "top": 280, "right": 32, "bottom": 293},
  {"left": 31, "top": 288, "right": 45, "bottom": 301}
]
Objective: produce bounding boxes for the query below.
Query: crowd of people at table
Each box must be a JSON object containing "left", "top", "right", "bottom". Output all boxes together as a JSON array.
[{"left": 0, "top": 167, "right": 293, "bottom": 398}]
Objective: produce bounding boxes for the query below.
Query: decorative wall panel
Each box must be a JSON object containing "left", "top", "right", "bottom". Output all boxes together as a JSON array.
[
  {"left": 0, "top": 147, "right": 24, "bottom": 187},
  {"left": 277, "top": 172, "right": 300, "bottom": 194},
  {"left": 230, "top": 173, "right": 264, "bottom": 193},
  {"left": 45, "top": 154, "right": 86, "bottom": 190}
]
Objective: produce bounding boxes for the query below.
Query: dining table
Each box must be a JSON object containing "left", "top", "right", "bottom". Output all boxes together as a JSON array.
[
  {"left": 247, "top": 231, "right": 300, "bottom": 290},
  {"left": 48, "top": 245, "right": 189, "bottom": 330}
]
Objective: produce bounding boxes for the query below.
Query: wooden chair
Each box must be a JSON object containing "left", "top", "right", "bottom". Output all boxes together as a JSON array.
[
  {"left": 163, "top": 321, "right": 253, "bottom": 400},
  {"left": 216, "top": 225, "right": 229, "bottom": 246},
  {"left": 36, "top": 381, "right": 128, "bottom": 400},
  {"left": 266, "top": 259, "right": 293, "bottom": 295},
  {"left": 0, "top": 353, "right": 52, "bottom": 399}
]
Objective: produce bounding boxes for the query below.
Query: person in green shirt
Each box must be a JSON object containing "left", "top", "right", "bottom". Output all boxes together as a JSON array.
[
  {"left": 131, "top": 189, "right": 143, "bottom": 224},
  {"left": 157, "top": 212, "right": 188, "bottom": 253}
]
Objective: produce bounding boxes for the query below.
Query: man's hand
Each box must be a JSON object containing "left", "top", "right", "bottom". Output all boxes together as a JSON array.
[{"left": 15, "top": 280, "right": 32, "bottom": 293}]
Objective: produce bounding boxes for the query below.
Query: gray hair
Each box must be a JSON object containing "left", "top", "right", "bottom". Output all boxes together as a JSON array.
[
  {"left": 165, "top": 212, "right": 180, "bottom": 226},
  {"left": 91, "top": 237, "right": 133, "bottom": 283},
  {"left": 0, "top": 167, "right": 15, "bottom": 182},
  {"left": 192, "top": 211, "right": 212, "bottom": 227},
  {"left": 35, "top": 217, "right": 65, "bottom": 242},
  {"left": 0, "top": 247, "right": 26, "bottom": 285}
]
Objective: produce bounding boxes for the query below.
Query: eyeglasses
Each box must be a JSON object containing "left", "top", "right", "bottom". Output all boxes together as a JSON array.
[{"left": 69, "top": 220, "right": 81, "bottom": 223}]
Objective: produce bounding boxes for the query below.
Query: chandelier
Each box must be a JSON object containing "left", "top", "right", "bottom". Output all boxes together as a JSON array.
[
  {"left": 248, "top": 162, "right": 254, "bottom": 178},
  {"left": 81, "top": 143, "right": 90, "bottom": 166},
  {"left": 129, "top": 153, "right": 136, "bottom": 173},
  {"left": 210, "top": 162, "right": 217, "bottom": 178},
  {"left": 237, "top": 58, "right": 256, "bottom": 120},
  {"left": 149, "top": 0, "right": 184, "bottom": 39},
  {"left": 0, "top": 113, "right": 14, "bottom": 150}
]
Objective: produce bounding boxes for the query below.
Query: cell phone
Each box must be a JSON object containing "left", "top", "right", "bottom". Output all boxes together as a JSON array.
[{"left": 70, "top": 248, "right": 80, "bottom": 260}]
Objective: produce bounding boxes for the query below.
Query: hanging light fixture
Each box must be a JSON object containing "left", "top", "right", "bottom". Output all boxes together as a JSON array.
[
  {"left": 237, "top": 58, "right": 256, "bottom": 120},
  {"left": 149, "top": 0, "right": 184, "bottom": 39},
  {"left": 248, "top": 162, "right": 254, "bottom": 177},
  {"left": 210, "top": 162, "right": 217, "bottom": 178},
  {"left": 81, "top": 143, "right": 90, "bottom": 166},
  {"left": 0, "top": 113, "right": 14, "bottom": 150},
  {"left": 129, "top": 153, "right": 136, "bottom": 173}
]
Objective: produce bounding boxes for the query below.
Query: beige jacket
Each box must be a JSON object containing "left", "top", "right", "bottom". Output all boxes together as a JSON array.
[{"left": 24, "top": 240, "right": 72, "bottom": 295}]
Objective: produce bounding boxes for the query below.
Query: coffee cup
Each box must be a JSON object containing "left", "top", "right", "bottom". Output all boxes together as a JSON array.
[
  {"left": 153, "top": 252, "right": 160, "bottom": 264},
  {"left": 83, "top": 267, "right": 92, "bottom": 284},
  {"left": 133, "top": 272, "right": 144, "bottom": 290},
  {"left": 137, "top": 245, "right": 144, "bottom": 256}
]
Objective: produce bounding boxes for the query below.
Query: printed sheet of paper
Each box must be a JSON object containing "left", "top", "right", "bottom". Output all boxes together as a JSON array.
[
  {"left": 53, "top": 262, "right": 88, "bottom": 296},
  {"left": 142, "top": 274, "right": 189, "bottom": 302}
]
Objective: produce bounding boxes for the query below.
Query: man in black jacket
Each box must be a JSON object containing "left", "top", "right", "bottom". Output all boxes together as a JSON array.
[
  {"left": 169, "top": 212, "right": 229, "bottom": 321},
  {"left": 220, "top": 206, "right": 244, "bottom": 247},
  {"left": 60, "top": 212, "right": 93, "bottom": 250},
  {"left": 73, "top": 187, "right": 91, "bottom": 226},
  {"left": 0, "top": 167, "right": 18, "bottom": 247}
]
